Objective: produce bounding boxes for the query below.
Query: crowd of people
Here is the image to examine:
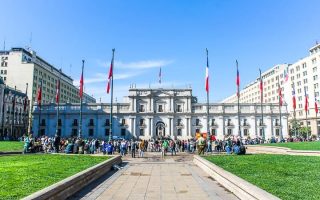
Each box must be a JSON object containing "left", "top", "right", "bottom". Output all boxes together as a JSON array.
[{"left": 21, "top": 133, "right": 249, "bottom": 156}]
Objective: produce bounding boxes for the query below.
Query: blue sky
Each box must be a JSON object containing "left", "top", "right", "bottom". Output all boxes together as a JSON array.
[{"left": 1, "top": 0, "right": 320, "bottom": 103}]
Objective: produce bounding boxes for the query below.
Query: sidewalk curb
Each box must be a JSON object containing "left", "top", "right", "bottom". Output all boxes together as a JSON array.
[
  {"left": 193, "top": 155, "right": 280, "bottom": 200},
  {"left": 22, "top": 155, "right": 122, "bottom": 200}
]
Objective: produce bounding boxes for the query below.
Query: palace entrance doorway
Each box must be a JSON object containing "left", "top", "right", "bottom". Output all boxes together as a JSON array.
[{"left": 156, "top": 121, "right": 165, "bottom": 137}]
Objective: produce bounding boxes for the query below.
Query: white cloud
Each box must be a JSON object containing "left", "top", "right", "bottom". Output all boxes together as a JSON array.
[
  {"left": 74, "top": 72, "right": 140, "bottom": 85},
  {"left": 97, "top": 59, "right": 174, "bottom": 69}
]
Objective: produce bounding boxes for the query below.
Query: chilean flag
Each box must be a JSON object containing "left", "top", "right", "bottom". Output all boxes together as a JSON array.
[
  {"left": 79, "top": 71, "right": 83, "bottom": 98},
  {"left": 259, "top": 69, "right": 263, "bottom": 102},
  {"left": 205, "top": 49, "right": 209, "bottom": 93},
  {"left": 236, "top": 60, "right": 240, "bottom": 97},
  {"left": 278, "top": 86, "right": 283, "bottom": 106},
  {"left": 56, "top": 79, "right": 60, "bottom": 103},
  {"left": 106, "top": 60, "right": 113, "bottom": 94},
  {"left": 37, "top": 84, "right": 42, "bottom": 107},
  {"left": 292, "top": 85, "right": 296, "bottom": 110},
  {"left": 304, "top": 87, "right": 308, "bottom": 112},
  {"left": 315, "top": 97, "right": 318, "bottom": 114}
]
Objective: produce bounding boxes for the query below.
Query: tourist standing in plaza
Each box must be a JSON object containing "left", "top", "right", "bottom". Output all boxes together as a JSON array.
[
  {"left": 54, "top": 134, "right": 60, "bottom": 153},
  {"left": 130, "top": 139, "right": 136, "bottom": 158},
  {"left": 196, "top": 134, "right": 205, "bottom": 155}
]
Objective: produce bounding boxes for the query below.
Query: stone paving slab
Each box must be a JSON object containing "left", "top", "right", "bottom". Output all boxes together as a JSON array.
[{"left": 71, "top": 153, "right": 238, "bottom": 200}]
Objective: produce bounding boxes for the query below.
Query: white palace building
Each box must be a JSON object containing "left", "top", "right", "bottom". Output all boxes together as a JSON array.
[{"left": 32, "top": 88, "right": 289, "bottom": 140}]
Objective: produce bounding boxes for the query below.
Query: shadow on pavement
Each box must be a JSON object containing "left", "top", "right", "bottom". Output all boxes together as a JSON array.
[{"left": 68, "top": 162, "right": 129, "bottom": 200}]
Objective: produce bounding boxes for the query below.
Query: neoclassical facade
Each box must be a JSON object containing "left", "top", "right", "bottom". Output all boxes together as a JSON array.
[
  {"left": 32, "top": 88, "right": 289, "bottom": 140},
  {"left": 0, "top": 77, "right": 29, "bottom": 139}
]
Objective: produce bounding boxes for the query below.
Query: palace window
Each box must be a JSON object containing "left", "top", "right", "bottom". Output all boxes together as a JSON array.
[
  {"left": 211, "top": 129, "right": 216, "bottom": 136},
  {"left": 177, "top": 104, "right": 182, "bottom": 112},
  {"left": 158, "top": 105, "right": 163, "bottom": 112},
  {"left": 139, "top": 104, "right": 145, "bottom": 112},
  {"left": 227, "top": 129, "right": 232, "bottom": 135},
  {"left": 121, "top": 129, "right": 126, "bottom": 136},
  {"left": 177, "top": 129, "right": 182, "bottom": 136},
  {"left": 121, "top": 118, "right": 126, "bottom": 126},
  {"left": 140, "top": 129, "right": 144, "bottom": 136},
  {"left": 275, "top": 129, "right": 280, "bottom": 136},
  {"left": 196, "top": 119, "right": 200, "bottom": 126},
  {"left": 105, "top": 119, "right": 110, "bottom": 126},
  {"left": 177, "top": 118, "right": 182, "bottom": 126},
  {"left": 89, "top": 129, "right": 94, "bottom": 136},
  {"left": 139, "top": 119, "right": 145, "bottom": 126},
  {"left": 211, "top": 119, "right": 215, "bottom": 126},
  {"left": 105, "top": 129, "right": 110, "bottom": 136},
  {"left": 89, "top": 119, "right": 94, "bottom": 126},
  {"left": 244, "top": 129, "right": 248, "bottom": 136}
]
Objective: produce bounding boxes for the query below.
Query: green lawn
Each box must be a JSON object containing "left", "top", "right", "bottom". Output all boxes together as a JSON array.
[
  {"left": 0, "top": 141, "right": 24, "bottom": 152},
  {"left": 261, "top": 141, "right": 320, "bottom": 151},
  {"left": 206, "top": 154, "right": 320, "bottom": 200},
  {"left": 0, "top": 154, "right": 109, "bottom": 199}
]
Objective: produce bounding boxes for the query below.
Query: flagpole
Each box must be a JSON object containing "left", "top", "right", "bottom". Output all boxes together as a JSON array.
[
  {"left": 1, "top": 84, "right": 5, "bottom": 138},
  {"left": 206, "top": 48, "right": 210, "bottom": 139},
  {"left": 315, "top": 90, "right": 318, "bottom": 137},
  {"left": 236, "top": 60, "right": 241, "bottom": 142},
  {"left": 109, "top": 49, "right": 115, "bottom": 142},
  {"left": 305, "top": 86, "right": 309, "bottom": 140},
  {"left": 55, "top": 69, "right": 61, "bottom": 136},
  {"left": 23, "top": 83, "right": 28, "bottom": 135},
  {"left": 11, "top": 88, "right": 16, "bottom": 138},
  {"left": 38, "top": 79, "right": 42, "bottom": 137},
  {"left": 260, "top": 69, "right": 265, "bottom": 142},
  {"left": 79, "top": 60, "right": 84, "bottom": 139},
  {"left": 278, "top": 77, "right": 283, "bottom": 142}
]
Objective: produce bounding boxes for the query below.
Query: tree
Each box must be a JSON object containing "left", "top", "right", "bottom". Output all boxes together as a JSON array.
[
  {"left": 289, "top": 119, "right": 301, "bottom": 137},
  {"left": 299, "top": 126, "right": 311, "bottom": 139}
]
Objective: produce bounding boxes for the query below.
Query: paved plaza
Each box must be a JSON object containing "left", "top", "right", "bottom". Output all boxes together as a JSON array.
[{"left": 71, "top": 153, "right": 237, "bottom": 200}]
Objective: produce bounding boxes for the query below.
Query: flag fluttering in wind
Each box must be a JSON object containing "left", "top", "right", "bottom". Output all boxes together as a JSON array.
[
  {"left": 79, "top": 68, "right": 84, "bottom": 98},
  {"left": 159, "top": 67, "right": 162, "bottom": 84},
  {"left": 56, "top": 78, "right": 60, "bottom": 104},
  {"left": 106, "top": 58, "right": 113, "bottom": 94},
  {"left": 205, "top": 49, "right": 209, "bottom": 93},
  {"left": 278, "top": 86, "right": 283, "bottom": 106},
  {"left": 304, "top": 87, "right": 308, "bottom": 112},
  {"left": 236, "top": 60, "right": 240, "bottom": 97},
  {"left": 284, "top": 66, "right": 289, "bottom": 82},
  {"left": 315, "top": 97, "right": 318, "bottom": 114},
  {"left": 37, "top": 83, "right": 42, "bottom": 107},
  {"left": 292, "top": 85, "right": 296, "bottom": 110}
]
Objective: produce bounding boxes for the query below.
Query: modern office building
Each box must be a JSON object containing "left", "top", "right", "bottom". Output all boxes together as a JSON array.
[
  {"left": 223, "top": 43, "right": 320, "bottom": 136},
  {"left": 0, "top": 77, "right": 29, "bottom": 139},
  {"left": 0, "top": 47, "right": 96, "bottom": 133},
  {"left": 0, "top": 47, "right": 96, "bottom": 105},
  {"left": 32, "top": 88, "right": 288, "bottom": 140}
]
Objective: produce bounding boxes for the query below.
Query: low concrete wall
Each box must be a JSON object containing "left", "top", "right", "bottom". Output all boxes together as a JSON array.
[
  {"left": 193, "top": 155, "right": 280, "bottom": 200},
  {"left": 23, "top": 155, "right": 122, "bottom": 200}
]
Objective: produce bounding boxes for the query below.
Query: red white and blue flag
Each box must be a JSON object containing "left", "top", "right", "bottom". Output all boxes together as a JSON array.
[
  {"left": 56, "top": 78, "right": 60, "bottom": 103},
  {"left": 106, "top": 61, "right": 113, "bottom": 94},
  {"left": 236, "top": 60, "right": 240, "bottom": 97},
  {"left": 205, "top": 49, "right": 209, "bottom": 93},
  {"left": 37, "top": 82, "right": 42, "bottom": 107},
  {"left": 315, "top": 97, "right": 318, "bottom": 114},
  {"left": 292, "top": 85, "right": 296, "bottom": 110},
  {"left": 278, "top": 86, "right": 283, "bottom": 106},
  {"left": 79, "top": 69, "right": 84, "bottom": 98},
  {"left": 304, "top": 87, "right": 308, "bottom": 112},
  {"left": 284, "top": 66, "right": 289, "bottom": 82}
]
